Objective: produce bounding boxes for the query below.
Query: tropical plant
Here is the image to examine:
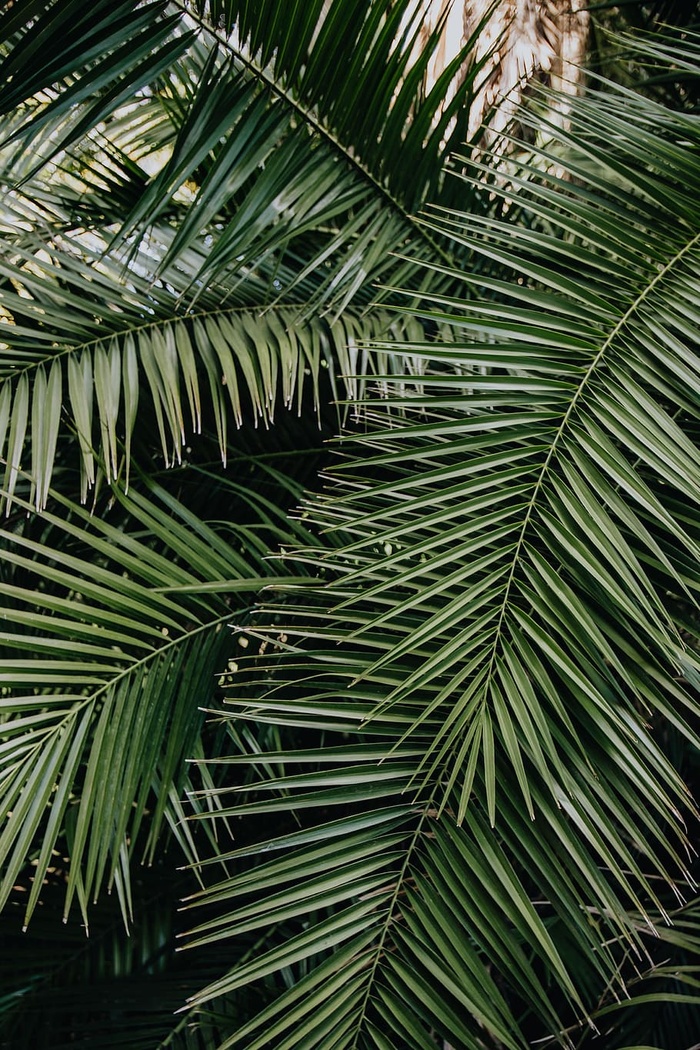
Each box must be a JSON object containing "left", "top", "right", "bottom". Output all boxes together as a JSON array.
[{"left": 1, "top": 1, "right": 700, "bottom": 1048}]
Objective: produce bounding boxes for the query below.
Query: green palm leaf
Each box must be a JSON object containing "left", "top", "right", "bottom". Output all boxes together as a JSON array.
[
  {"left": 184, "top": 36, "right": 700, "bottom": 1049},
  {"left": 0, "top": 218, "right": 409, "bottom": 507},
  {"left": 5, "top": 4, "right": 700, "bottom": 1047},
  {"left": 0, "top": 0, "right": 485, "bottom": 506},
  {"left": 0, "top": 467, "right": 317, "bottom": 929},
  {"left": 0, "top": 182, "right": 437, "bottom": 506},
  {"left": 0, "top": 0, "right": 485, "bottom": 321}
]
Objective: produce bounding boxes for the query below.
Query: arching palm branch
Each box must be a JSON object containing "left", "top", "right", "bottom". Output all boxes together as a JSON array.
[
  {"left": 0, "top": 0, "right": 487, "bottom": 507},
  {"left": 182, "top": 33, "right": 700, "bottom": 1050},
  {"left": 0, "top": 1, "right": 488, "bottom": 1044},
  {"left": 1, "top": 2, "right": 700, "bottom": 1048}
]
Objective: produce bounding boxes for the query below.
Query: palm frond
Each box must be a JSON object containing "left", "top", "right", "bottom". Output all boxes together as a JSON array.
[
  {"left": 0, "top": 0, "right": 489, "bottom": 324},
  {"left": 0, "top": 1, "right": 179, "bottom": 118},
  {"left": 0, "top": 194, "right": 432, "bottom": 506},
  {"left": 0, "top": 0, "right": 489, "bottom": 506},
  {"left": 186, "top": 0, "right": 479, "bottom": 208},
  {"left": 2, "top": 0, "right": 479, "bottom": 207},
  {"left": 183, "top": 34, "right": 700, "bottom": 1049},
  {"left": 0, "top": 464, "right": 318, "bottom": 929}
]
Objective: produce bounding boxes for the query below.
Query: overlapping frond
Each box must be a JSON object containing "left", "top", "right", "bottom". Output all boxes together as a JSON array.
[
  {"left": 0, "top": 0, "right": 485, "bottom": 322},
  {"left": 0, "top": 202, "right": 420, "bottom": 507},
  {"left": 0, "top": 468, "right": 317, "bottom": 929},
  {"left": 188, "top": 0, "right": 478, "bottom": 208},
  {"left": 0, "top": 0, "right": 487, "bottom": 505},
  {"left": 185, "top": 39, "right": 700, "bottom": 1049},
  {"left": 0, "top": 0, "right": 189, "bottom": 137},
  {"left": 5, "top": 3, "right": 700, "bottom": 1047},
  {"left": 1, "top": 0, "right": 479, "bottom": 207}
]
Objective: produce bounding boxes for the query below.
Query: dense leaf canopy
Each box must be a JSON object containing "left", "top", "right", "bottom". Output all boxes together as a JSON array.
[{"left": 1, "top": 1, "right": 700, "bottom": 1048}]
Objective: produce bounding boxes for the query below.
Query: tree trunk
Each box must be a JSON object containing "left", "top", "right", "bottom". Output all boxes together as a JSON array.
[{"left": 412, "top": 0, "right": 590, "bottom": 140}]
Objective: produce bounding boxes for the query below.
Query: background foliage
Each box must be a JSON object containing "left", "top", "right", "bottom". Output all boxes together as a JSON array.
[{"left": 1, "top": 1, "right": 700, "bottom": 1047}]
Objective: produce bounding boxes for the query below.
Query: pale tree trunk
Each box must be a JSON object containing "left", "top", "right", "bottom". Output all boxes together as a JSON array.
[
  {"left": 410, "top": 0, "right": 590, "bottom": 141},
  {"left": 547, "top": 0, "right": 590, "bottom": 124}
]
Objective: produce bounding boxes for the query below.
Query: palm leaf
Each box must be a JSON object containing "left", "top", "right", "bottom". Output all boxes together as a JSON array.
[
  {"left": 183, "top": 34, "right": 700, "bottom": 1049},
  {"left": 0, "top": 1, "right": 182, "bottom": 126},
  {"left": 0, "top": 0, "right": 484, "bottom": 958},
  {"left": 0, "top": 0, "right": 487, "bottom": 507},
  {"left": 0, "top": 0, "right": 487, "bottom": 322},
  {"left": 0, "top": 197, "right": 432, "bottom": 506},
  {"left": 0, "top": 463, "right": 318, "bottom": 929}
]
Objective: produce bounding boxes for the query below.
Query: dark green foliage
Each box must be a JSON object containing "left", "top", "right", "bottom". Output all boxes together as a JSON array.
[{"left": 1, "top": 3, "right": 700, "bottom": 1048}]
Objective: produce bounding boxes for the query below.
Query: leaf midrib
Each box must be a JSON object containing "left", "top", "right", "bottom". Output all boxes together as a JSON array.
[
  {"left": 170, "top": 0, "right": 454, "bottom": 270},
  {"left": 0, "top": 302, "right": 343, "bottom": 382},
  {"left": 12, "top": 608, "right": 231, "bottom": 750},
  {"left": 484, "top": 229, "right": 700, "bottom": 690},
  {"left": 348, "top": 793, "right": 437, "bottom": 1049}
]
